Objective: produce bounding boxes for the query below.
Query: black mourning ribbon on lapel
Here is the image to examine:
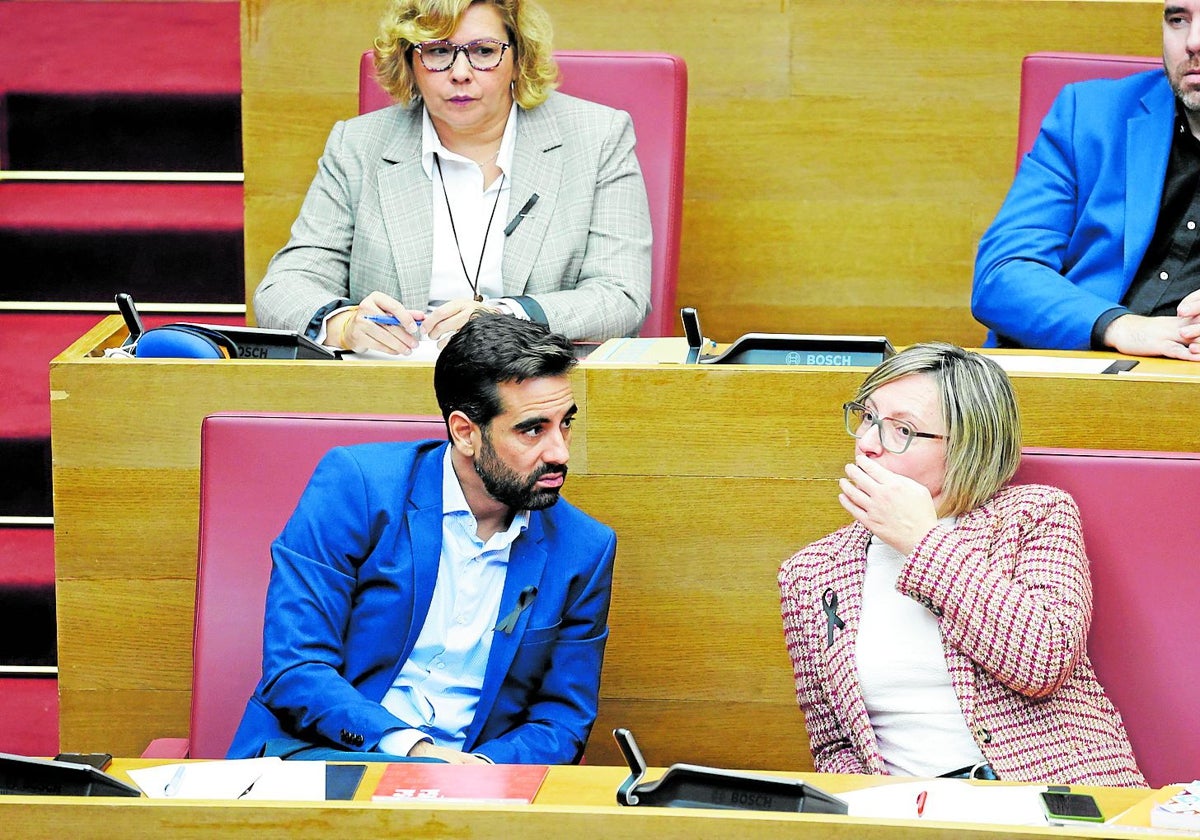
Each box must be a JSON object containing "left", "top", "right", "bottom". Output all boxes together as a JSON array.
[
  {"left": 821, "top": 588, "right": 845, "bottom": 648},
  {"left": 494, "top": 585, "right": 538, "bottom": 634}
]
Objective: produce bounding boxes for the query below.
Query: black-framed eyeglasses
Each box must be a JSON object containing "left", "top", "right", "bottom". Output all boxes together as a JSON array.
[
  {"left": 843, "top": 401, "right": 947, "bottom": 455},
  {"left": 414, "top": 39, "right": 511, "bottom": 72}
]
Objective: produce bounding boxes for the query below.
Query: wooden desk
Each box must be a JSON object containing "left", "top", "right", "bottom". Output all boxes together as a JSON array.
[
  {"left": 50, "top": 317, "right": 1200, "bottom": 764},
  {"left": 0, "top": 760, "right": 1166, "bottom": 840}
]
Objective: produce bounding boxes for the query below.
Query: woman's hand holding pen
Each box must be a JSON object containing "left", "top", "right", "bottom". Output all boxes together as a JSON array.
[
  {"left": 335, "top": 291, "right": 424, "bottom": 354},
  {"left": 838, "top": 454, "right": 938, "bottom": 556}
]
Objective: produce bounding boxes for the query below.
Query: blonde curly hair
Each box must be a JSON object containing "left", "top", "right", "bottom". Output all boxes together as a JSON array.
[{"left": 373, "top": 0, "right": 558, "bottom": 108}]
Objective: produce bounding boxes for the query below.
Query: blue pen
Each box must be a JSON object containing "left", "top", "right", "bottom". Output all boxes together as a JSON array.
[{"left": 364, "top": 312, "right": 425, "bottom": 337}]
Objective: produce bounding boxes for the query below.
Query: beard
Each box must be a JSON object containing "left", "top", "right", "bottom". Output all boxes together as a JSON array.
[
  {"left": 473, "top": 434, "right": 567, "bottom": 512},
  {"left": 1168, "top": 59, "right": 1200, "bottom": 112}
]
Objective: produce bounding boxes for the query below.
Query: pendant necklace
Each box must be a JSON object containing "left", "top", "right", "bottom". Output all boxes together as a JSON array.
[{"left": 434, "top": 152, "right": 504, "bottom": 302}]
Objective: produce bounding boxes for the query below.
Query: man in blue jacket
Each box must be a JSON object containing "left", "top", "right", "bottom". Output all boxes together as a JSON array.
[
  {"left": 228, "top": 313, "right": 615, "bottom": 764},
  {"left": 973, "top": 1, "right": 1200, "bottom": 360}
]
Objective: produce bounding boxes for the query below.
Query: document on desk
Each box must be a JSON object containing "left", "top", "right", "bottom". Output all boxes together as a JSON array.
[
  {"left": 340, "top": 339, "right": 442, "bottom": 362},
  {"left": 981, "top": 354, "right": 1130, "bottom": 375},
  {"left": 585, "top": 337, "right": 692, "bottom": 364},
  {"left": 128, "top": 757, "right": 326, "bottom": 801},
  {"left": 838, "top": 778, "right": 1048, "bottom": 825}
]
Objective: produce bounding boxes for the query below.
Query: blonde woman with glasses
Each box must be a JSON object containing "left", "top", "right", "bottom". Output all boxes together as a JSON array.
[
  {"left": 778, "top": 342, "right": 1145, "bottom": 786},
  {"left": 253, "top": 0, "right": 651, "bottom": 352}
]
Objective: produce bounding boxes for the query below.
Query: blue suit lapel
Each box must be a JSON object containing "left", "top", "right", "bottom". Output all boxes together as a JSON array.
[
  {"left": 464, "top": 511, "right": 548, "bottom": 748},
  {"left": 503, "top": 103, "right": 563, "bottom": 295},
  {"left": 1124, "top": 79, "right": 1176, "bottom": 281},
  {"left": 402, "top": 443, "right": 447, "bottom": 652},
  {"left": 378, "top": 106, "right": 436, "bottom": 304}
]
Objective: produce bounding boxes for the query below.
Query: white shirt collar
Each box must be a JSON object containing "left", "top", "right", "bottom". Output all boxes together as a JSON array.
[
  {"left": 440, "top": 444, "right": 528, "bottom": 546},
  {"left": 421, "top": 101, "right": 519, "bottom": 180}
]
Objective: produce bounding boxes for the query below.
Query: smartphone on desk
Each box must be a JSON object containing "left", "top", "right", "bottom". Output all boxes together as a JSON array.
[
  {"left": 1040, "top": 790, "right": 1104, "bottom": 823},
  {"left": 55, "top": 752, "right": 113, "bottom": 772}
]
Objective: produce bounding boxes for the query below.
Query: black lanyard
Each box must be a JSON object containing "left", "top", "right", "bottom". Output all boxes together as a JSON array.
[{"left": 434, "top": 152, "right": 504, "bottom": 302}]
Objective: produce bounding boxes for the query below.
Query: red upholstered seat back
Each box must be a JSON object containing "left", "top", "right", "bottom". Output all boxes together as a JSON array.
[
  {"left": 1012, "top": 448, "right": 1200, "bottom": 787},
  {"left": 359, "top": 50, "right": 687, "bottom": 338},
  {"left": 189, "top": 412, "right": 446, "bottom": 759},
  {"left": 1016, "top": 52, "right": 1160, "bottom": 170}
]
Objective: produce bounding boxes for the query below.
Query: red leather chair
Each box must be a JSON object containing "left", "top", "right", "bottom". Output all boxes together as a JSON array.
[
  {"left": 142, "top": 412, "right": 446, "bottom": 759},
  {"left": 1012, "top": 448, "right": 1200, "bottom": 787},
  {"left": 1016, "top": 52, "right": 1160, "bottom": 169},
  {"left": 359, "top": 50, "right": 687, "bottom": 338}
]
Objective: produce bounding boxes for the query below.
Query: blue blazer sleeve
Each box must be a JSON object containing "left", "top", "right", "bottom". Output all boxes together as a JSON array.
[
  {"left": 228, "top": 442, "right": 442, "bottom": 758},
  {"left": 972, "top": 70, "right": 1174, "bottom": 350}
]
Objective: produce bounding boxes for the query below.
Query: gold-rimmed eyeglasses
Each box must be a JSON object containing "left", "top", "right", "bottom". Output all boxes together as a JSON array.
[{"left": 843, "top": 401, "right": 947, "bottom": 454}]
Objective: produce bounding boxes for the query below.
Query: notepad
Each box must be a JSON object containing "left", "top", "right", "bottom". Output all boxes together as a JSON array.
[
  {"left": 372, "top": 763, "right": 548, "bottom": 804},
  {"left": 341, "top": 338, "right": 442, "bottom": 362}
]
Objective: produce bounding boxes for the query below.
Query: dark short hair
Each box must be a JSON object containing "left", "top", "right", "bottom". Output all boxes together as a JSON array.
[{"left": 434, "top": 313, "right": 576, "bottom": 428}]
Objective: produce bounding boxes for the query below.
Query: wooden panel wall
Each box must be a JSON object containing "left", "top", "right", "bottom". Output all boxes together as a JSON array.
[{"left": 241, "top": 0, "right": 1162, "bottom": 345}]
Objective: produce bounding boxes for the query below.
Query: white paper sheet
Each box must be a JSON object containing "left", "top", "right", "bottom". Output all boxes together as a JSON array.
[
  {"left": 128, "top": 757, "right": 325, "bottom": 801},
  {"left": 837, "top": 778, "right": 1048, "bottom": 826},
  {"left": 240, "top": 760, "right": 326, "bottom": 800},
  {"left": 340, "top": 337, "right": 443, "bottom": 362},
  {"left": 983, "top": 355, "right": 1118, "bottom": 375}
]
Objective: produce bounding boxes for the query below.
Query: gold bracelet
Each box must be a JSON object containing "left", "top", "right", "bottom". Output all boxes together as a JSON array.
[{"left": 339, "top": 306, "right": 359, "bottom": 349}]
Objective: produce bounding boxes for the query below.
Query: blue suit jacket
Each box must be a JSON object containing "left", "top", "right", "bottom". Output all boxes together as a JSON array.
[
  {"left": 973, "top": 70, "right": 1175, "bottom": 350},
  {"left": 226, "top": 440, "right": 616, "bottom": 764}
]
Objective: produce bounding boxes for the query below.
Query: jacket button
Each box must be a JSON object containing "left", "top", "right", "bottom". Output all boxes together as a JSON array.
[{"left": 974, "top": 725, "right": 992, "bottom": 744}]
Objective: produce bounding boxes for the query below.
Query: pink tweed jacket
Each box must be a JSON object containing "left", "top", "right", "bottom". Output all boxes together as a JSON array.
[{"left": 778, "top": 483, "right": 1145, "bottom": 787}]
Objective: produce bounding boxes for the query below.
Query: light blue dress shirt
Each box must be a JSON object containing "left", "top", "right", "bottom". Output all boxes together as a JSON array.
[{"left": 377, "top": 447, "right": 527, "bottom": 756}]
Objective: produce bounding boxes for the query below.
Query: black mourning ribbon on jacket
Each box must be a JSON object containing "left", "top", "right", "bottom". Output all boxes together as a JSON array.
[
  {"left": 494, "top": 585, "right": 538, "bottom": 634},
  {"left": 822, "top": 588, "right": 844, "bottom": 648}
]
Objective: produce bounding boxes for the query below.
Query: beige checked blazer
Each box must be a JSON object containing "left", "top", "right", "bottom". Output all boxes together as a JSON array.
[
  {"left": 253, "top": 91, "right": 652, "bottom": 341},
  {"left": 778, "top": 484, "right": 1146, "bottom": 787}
]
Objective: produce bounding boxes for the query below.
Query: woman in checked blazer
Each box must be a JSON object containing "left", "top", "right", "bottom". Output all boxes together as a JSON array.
[
  {"left": 779, "top": 343, "right": 1145, "bottom": 786},
  {"left": 253, "top": 0, "right": 651, "bottom": 351}
]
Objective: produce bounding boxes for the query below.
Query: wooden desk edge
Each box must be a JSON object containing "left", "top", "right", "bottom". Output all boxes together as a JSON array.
[
  {"left": 53, "top": 318, "right": 1200, "bottom": 383},
  {"left": 0, "top": 759, "right": 1155, "bottom": 840}
]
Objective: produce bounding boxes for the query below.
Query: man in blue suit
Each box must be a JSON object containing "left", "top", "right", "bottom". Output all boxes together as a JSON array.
[
  {"left": 227, "top": 313, "right": 616, "bottom": 764},
  {"left": 973, "top": 1, "right": 1200, "bottom": 360}
]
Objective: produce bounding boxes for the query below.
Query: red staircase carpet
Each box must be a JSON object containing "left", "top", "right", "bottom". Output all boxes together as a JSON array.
[{"left": 0, "top": 0, "right": 242, "bottom": 757}]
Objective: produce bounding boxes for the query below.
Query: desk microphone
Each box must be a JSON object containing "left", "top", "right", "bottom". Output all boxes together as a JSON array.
[
  {"left": 681, "top": 306, "right": 704, "bottom": 363},
  {"left": 115, "top": 293, "right": 144, "bottom": 345}
]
